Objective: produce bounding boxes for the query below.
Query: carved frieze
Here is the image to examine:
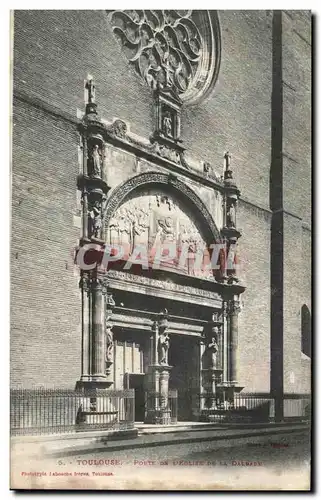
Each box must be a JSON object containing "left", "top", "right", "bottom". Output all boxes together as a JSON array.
[{"left": 106, "top": 270, "right": 221, "bottom": 300}]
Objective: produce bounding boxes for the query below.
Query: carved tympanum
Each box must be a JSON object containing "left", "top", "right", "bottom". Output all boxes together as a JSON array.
[{"left": 106, "top": 191, "right": 210, "bottom": 277}]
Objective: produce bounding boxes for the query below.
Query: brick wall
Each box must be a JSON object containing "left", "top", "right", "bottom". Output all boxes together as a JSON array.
[
  {"left": 11, "top": 98, "right": 81, "bottom": 388},
  {"left": 281, "top": 11, "right": 311, "bottom": 393}
]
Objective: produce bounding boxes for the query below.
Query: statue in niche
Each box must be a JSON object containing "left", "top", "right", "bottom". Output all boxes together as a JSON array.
[
  {"left": 105, "top": 315, "right": 113, "bottom": 364},
  {"left": 206, "top": 328, "right": 220, "bottom": 369},
  {"left": 158, "top": 332, "right": 170, "bottom": 365},
  {"left": 163, "top": 111, "right": 173, "bottom": 138},
  {"left": 227, "top": 201, "right": 236, "bottom": 228},
  {"left": 226, "top": 241, "right": 238, "bottom": 275},
  {"left": 91, "top": 144, "right": 102, "bottom": 178},
  {"left": 89, "top": 200, "right": 102, "bottom": 238}
]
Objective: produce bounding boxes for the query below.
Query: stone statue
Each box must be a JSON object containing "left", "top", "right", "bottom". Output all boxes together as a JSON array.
[
  {"left": 224, "top": 151, "right": 231, "bottom": 170},
  {"left": 163, "top": 112, "right": 172, "bottom": 137},
  {"left": 227, "top": 202, "right": 236, "bottom": 227},
  {"left": 105, "top": 317, "right": 113, "bottom": 363},
  {"left": 206, "top": 334, "right": 219, "bottom": 369},
  {"left": 91, "top": 144, "right": 101, "bottom": 177},
  {"left": 89, "top": 200, "right": 102, "bottom": 238},
  {"left": 203, "top": 162, "right": 211, "bottom": 176},
  {"left": 85, "top": 78, "right": 95, "bottom": 103},
  {"left": 158, "top": 332, "right": 170, "bottom": 365}
]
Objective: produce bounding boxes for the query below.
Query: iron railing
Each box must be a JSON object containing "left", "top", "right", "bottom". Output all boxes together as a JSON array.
[
  {"left": 145, "top": 390, "right": 178, "bottom": 424},
  {"left": 196, "top": 392, "right": 311, "bottom": 423},
  {"left": 10, "top": 388, "right": 135, "bottom": 436}
]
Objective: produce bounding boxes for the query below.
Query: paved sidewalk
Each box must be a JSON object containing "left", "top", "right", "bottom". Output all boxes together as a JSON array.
[{"left": 47, "top": 421, "right": 309, "bottom": 458}]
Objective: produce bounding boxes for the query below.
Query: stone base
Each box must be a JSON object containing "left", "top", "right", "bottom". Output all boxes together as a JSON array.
[
  {"left": 144, "top": 409, "right": 172, "bottom": 425},
  {"left": 76, "top": 411, "right": 119, "bottom": 427},
  {"left": 200, "top": 410, "right": 223, "bottom": 423}
]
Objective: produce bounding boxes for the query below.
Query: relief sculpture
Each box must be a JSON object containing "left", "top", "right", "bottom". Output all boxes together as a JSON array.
[{"left": 106, "top": 191, "right": 209, "bottom": 276}]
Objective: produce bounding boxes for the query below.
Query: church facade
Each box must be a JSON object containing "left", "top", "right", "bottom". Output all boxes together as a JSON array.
[{"left": 11, "top": 10, "right": 311, "bottom": 423}]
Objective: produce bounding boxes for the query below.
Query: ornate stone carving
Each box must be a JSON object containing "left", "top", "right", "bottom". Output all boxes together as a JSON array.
[
  {"left": 89, "top": 144, "right": 102, "bottom": 178},
  {"left": 106, "top": 270, "right": 222, "bottom": 300},
  {"left": 211, "top": 311, "right": 223, "bottom": 324},
  {"left": 105, "top": 191, "right": 211, "bottom": 276},
  {"left": 103, "top": 172, "right": 221, "bottom": 244},
  {"left": 203, "top": 161, "right": 211, "bottom": 176},
  {"left": 228, "top": 298, "right": 241, "bottom": 315},
  {"left": 158, "top": 333, "right": 170, "bottom": 365},
  {"left": 108, "top": 119, "right": 128, "bottom": 139},
  {"left": 152, "top": 142, "right": 181, "bottom": 164},
  {"left": 88, "top": 199, "right": 103, "bottom": 239},
  {"left": 206, "top": 335, "right": 219, "bottom": 369},
  {"left": 105, "top": 313, "right": 113, "bottom": 364},
  {"left": 79, "top": 273, "right": 106, "bottom": 291},
  {"left": 157, "top": 309, "right": 170, "bottom": 365},
  {"left": 79, "top": 274, "right": 90, "bottom": 293},
  {"left": 108, "top": 10, "right": 221, "bottom": 104},
  {"left": 85, "top": 77, "right": 96, "bottom": 104},
  {"left": 105, "top": 293, "right": 115, "bottom": 375},
  {"left": 226, "top": 199, "right": 236, "bottom": 228},
  {"left": 163, "top": 112, "right": 173, "bottom": 138}
]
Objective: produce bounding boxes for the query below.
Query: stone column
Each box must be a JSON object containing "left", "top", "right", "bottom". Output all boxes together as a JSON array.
[
  {"left": 104, "top": 292, "right": 115, "bottom": 384},
  {"left": 228, "top": 297, "right": 241, "bottom": 384},
  {"left": 91, "top": 277, "right": 106, "bottom": 380},
  {"left": 191, "top": 338, "right": 201, "bottom": 419},
  {"left": 144, "top": 310, "right": 172, "bottom": 425},
  {"left": 80, "top": 273, "right": 90, "bottom": 381},
  {"left": 77, "top": 273, "right": 114, "bottom": 389},
  {"left": 200, "top": 314, "right": 223, "bottom": 421},
  {"left": 159, "top": 369, "right": 170, "bottom": 409},
  {"left": 81, "top": 189, "right": 89, "bottom": 241},
  {"left": 199, "top": 336, "right": 206, "bottom": 412}
]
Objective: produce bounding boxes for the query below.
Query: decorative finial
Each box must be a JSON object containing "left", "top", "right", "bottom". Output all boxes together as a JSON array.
[{"left": 85, "top": 75, "right": 96, "bottom": 104}]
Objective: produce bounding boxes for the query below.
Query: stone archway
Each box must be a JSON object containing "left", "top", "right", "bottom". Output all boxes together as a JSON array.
[{"left": 103, "top": 172, "right": 221, "bottom": 246}]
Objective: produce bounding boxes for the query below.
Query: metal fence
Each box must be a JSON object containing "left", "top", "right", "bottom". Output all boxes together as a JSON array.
[
  {"left": 10, "top": 388, "right": 135, "bottom": 436},
  {"left": 145, "top": 390, "right": 178, "bottom": 424},
  {"left": 198, "top": 392, "right": 311, "bottom": 424},
  {"left": 234, "top": 393, "right": 311, "bottom": 422}
]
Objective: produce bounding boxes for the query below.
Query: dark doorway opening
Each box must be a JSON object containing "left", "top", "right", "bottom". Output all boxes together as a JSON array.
[
  {"left": 125, "top": 373, "right": 145, "bottom": 422},
  {"left": 169, "top": 335, "right": 196, "bottom": 421}
]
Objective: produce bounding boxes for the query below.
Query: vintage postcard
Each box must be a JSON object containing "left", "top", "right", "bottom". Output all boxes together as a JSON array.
[{"left": 10, "top": 9, "right": 311, "bottom": 491}]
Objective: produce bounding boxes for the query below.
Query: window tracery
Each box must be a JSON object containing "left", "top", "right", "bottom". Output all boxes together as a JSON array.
[{"left": 108, "top": 10, "right": 221, "bottom": 104}]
